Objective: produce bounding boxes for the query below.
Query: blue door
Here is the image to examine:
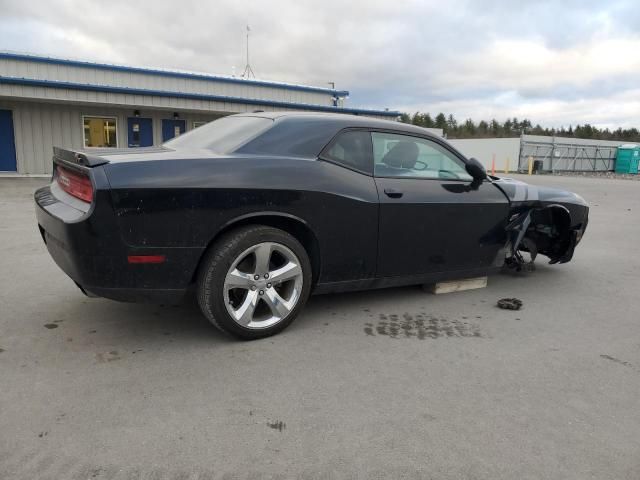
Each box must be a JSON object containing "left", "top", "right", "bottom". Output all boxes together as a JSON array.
[
  {"left": 162, "top": 119, "right": 186, "bottom": 142},
  {"left": 0, "top": 110, "right": 17, "bottom": 172},
  {"left": 127, "top": 117, "right": 153, "bottom": 147}
]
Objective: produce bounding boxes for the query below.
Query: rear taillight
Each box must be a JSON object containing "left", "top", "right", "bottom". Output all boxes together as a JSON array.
[{"left": 56, "top": 165, "right": 93, "bottom": 203}]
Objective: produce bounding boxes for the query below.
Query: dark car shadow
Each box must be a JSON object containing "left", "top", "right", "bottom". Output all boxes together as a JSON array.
[
  {"left": 305, "top": 284, "right": 425, "bottom": 312},
  {"left": 59, "top": 264, "right": 567, "bottom": 347}
]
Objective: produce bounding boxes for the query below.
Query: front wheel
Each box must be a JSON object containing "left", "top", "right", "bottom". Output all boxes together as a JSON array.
[{"left": 197, "top": 225, "right": 312, "bottom": 339}]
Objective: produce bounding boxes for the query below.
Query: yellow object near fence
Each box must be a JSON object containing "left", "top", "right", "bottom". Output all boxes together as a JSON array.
[
  {"left": 528, "top": 156, "right": 534, "bottom": 175},
  {"left": 504, "top": 158, "right": 510, "bottom": 173}
]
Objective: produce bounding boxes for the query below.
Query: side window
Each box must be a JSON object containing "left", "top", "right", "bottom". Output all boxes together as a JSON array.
[
  {"left": 372, "top": 132, "right": 472, "bottom": 181},
  {"left": 322, "top": 130, "right": 372, "bottom": 174}
]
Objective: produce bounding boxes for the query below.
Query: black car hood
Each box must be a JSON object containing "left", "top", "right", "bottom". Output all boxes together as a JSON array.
[{"left": 492, "top": 176, "right": 588, "bottom": 207}]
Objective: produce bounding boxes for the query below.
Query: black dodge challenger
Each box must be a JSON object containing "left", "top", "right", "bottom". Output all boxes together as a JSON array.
[{"left": 35, "top": 112, "right": 589, "bottom": 339}]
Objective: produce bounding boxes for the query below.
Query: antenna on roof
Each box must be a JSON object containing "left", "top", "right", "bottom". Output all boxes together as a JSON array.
[{"left": 241, "top": 24, "right": 256, "bottom": 79}]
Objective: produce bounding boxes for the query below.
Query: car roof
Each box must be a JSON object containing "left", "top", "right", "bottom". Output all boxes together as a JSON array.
[
  {"left": 234, "top": 111, "right": 441, "bottom": 139},
  {"left": 233, "top": 111, "right": 453, "bottom": 159}
]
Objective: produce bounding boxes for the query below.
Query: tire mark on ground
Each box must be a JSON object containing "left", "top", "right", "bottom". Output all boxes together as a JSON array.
[{"left": 365, "top": 312, "right": 484, "bottom": 339}]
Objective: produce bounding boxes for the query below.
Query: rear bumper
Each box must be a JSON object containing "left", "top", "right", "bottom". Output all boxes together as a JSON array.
[
  {"left": 82, "top": 286, "right": 187, "bottom": 304},
  {"left": 35, "top": 184, "right": 199, "bottom": 304}
]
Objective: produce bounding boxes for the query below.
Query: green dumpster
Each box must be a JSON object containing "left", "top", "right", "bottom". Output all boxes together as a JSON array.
[{"left": 615, "top": 144, "right": 640, "bottom": 174}]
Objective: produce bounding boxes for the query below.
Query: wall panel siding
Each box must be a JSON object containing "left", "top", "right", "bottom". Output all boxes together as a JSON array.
[
  {"left": 2, "top": 58, "right": 337, "bottom": 106},
  {"left": 447, "top": 137, "right": 522, "bottom": 172},
  {"left": 20, "top": 106, "right": 35, "bottom": 173},
  {"left": 34, "top": 103, "right": 48, "bottom": 168},
  {"left": 0, "top": 100, "right": 398, "bottom": 174},
  {"left": 0, "top": 55, "right": 399, "bottom": 174},
  {"left": 0, "top": 100, "right": 228, "bottom": 174},
  {"left": 10, "top": 106, "right": 25, "bottom": 172},
  {"left": 0, "top": 79, "right": 338, "bottom": 113}
]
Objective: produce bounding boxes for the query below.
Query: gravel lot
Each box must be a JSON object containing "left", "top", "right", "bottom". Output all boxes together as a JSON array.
[{"left": 1, "top": 174, "right": 639, "bottom": 479}]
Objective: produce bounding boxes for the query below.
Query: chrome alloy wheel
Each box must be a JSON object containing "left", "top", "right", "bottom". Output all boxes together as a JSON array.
[{"left": 223, "top": 242, "right": 304, "bottom": 329}]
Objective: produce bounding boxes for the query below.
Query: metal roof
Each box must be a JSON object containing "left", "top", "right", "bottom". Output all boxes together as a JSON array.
[
  {"left": 0, "top": 51, "right": 349, "bottom": 97},
  {"left": 0, "top": 76, "right": 401, "bottom": 117}
]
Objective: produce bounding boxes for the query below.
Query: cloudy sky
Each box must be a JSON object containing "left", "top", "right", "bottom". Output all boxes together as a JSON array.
[{"left": 1, "top": 0, "right": 639, "bottom": 128}]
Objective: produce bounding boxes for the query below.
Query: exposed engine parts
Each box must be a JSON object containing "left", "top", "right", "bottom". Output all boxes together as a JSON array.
[{"left": 504, "top": 204, "right": 580, "bottom": 271}]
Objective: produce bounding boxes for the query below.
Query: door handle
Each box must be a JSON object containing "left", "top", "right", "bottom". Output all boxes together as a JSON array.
[{"left": 384, "top": 188, "right": 403, "bottom": 199}]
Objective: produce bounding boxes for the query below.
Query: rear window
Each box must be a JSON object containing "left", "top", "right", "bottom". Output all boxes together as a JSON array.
[
  {"left": 322, "top": 130, "right": 372, "bottom": 174},
  {"left": 163, "top": 116, "right": 273, "bottom": 153}
]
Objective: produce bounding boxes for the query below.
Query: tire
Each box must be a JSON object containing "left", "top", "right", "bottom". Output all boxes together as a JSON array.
[{"left": 196, "top": 225, "right": 312, "bottom": 340}]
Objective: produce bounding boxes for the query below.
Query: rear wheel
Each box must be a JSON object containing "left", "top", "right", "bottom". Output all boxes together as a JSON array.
[{"left": 197, "top": 225, "right": 312, "bottom": 339}]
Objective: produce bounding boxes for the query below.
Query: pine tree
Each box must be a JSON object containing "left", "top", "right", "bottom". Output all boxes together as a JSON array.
[
  {"left": 447, "top": 114, "right": 458, "bottom": 131},
  {"left": 401, "top": 111, "right": 640, "bottom": 141},
  {"left": 423, "top": 113, "right": 434, "bottom": 128},
  {"left": 463, "top": 119, "right": 476, "bottom": 136}
]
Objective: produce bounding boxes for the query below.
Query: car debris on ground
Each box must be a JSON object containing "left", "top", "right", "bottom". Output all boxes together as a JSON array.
[{"left": 497, "top": 298, "right": 523, "bottom": 310}]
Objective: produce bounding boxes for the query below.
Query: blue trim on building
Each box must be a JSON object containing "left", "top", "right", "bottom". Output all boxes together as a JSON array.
[
  {"left": 0, "top": 52, "right": 350, "bottom": 97},
  {"left": 0, "top": 76, "right": 400, "bottom": 117}
]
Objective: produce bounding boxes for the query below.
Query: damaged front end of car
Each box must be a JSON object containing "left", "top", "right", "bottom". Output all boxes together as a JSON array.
[
  {"left": 493, "top": 178, "right": 589, "bottom": 272},
  {"left": 504, "top": 204, "right": 587, "bottom": 271}
]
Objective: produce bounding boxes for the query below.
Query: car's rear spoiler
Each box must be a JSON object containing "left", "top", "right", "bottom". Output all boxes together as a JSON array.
[{"left": 53, "top": 147, "right": 110, "bottom": 168}]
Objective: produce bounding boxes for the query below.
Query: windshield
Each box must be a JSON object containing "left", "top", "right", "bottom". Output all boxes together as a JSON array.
[{"left": 163, "top": 115, "right": 273, "bottom": 153}]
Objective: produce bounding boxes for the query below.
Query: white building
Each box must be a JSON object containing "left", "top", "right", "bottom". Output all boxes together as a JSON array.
[{"left": 0, "top": 52, "right": 399, "bottom": 174}]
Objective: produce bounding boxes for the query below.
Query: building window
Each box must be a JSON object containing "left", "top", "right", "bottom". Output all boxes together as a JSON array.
[
  {"left": 83, "top": 116, "right": 118, "bottom": 148},
  {"left": 193, "top": 121, "right": 209, "bottom": 129}
]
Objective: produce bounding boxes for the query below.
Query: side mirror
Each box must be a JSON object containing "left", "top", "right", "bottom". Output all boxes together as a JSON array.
[{"left": 465, "top": 157, "right": 487, "bottom": 181}]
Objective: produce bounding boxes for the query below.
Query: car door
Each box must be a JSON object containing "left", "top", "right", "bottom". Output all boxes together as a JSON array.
[
  {"left": 318, "top": 129, "right": 380, "bottom": 283},
  {"left": 372, "top": 131, "right": 510, "bottom": 278}
]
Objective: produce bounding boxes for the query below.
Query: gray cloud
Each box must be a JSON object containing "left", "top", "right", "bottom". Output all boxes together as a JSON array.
[{"left": 1, "top": 0, "right": 638, "bottom": 127}]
